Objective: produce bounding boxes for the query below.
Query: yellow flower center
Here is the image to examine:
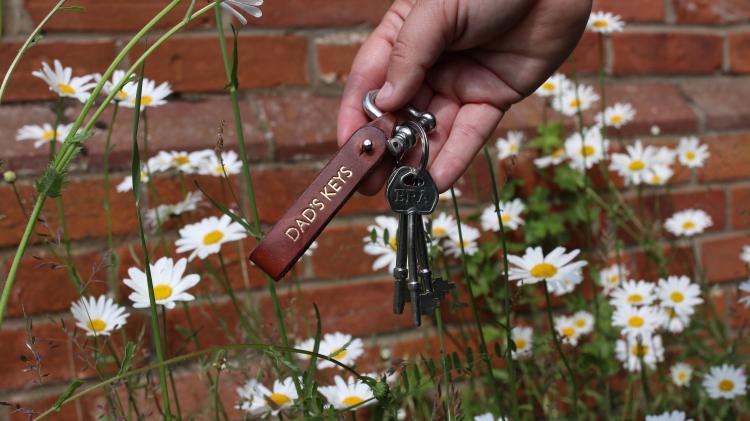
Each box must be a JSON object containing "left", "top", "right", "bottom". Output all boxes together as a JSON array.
[
  {"left": 41, "top": 130, "right": 56, "bottom": 141},
  {"left": 631, "top": 344, "right": 648, "bottom": 357},
  {"left": 332, "top": 348, "right": 346, "bottom": 360},
  {"left": 575, "top": 318, "right": 586, "bottom": 328},
  {"left": 542, "top": 82, "right": 556, "bottom": 91},
  {"left": 677, "top": 372, "right": 687, "bottom": 382},
  {"left": 342, "top": 396, "right": 364, "bottom": 406},
  {"left": 514, "top": 339, "right": 527, "bottom": 350},
  {"left": 628, "top": 160, "right": 645, "bottom": 171},
  {"left": 203, "top": 229, "right": 224, "bottom": 245},
  {"left": 682, "top": 221, "right": 695, "bottom": 230},
  {"left": 552, "top": 148, "right": 564, "bottom": 158},
  {"left": 608, "top": 275, "right": 620, "bottom": 285},
  {"left": 610, "top": 115, "right": 623, "bottom": 124},
  {"left": 562, "top": 327, "right": 576, "bottom": 338},
  {"left": 433, "top": 227, "right": 447, "bottom": 236},
  {"left": 501, "top": 214, "right": 512, "bottom": 224},
  {"left": 58, "top": 83, "right": 76, "bottom": 94},
  {"left": 686, "top": 151, "right": 696, "bottom": 161},
  {"left": 389, "top": 237, "right": 398, "bottom": 251},
  {"left": 581, "top": 145, "right": 595, "bottom": 157},
  {"left": 269, "top": 392, "right": 291, "bottom": 406},
  {"left": 509, "top": 143, "right": 518, "bottom": 153},
  {"left": 141, "top": 95, "right": 153, "bottom": 105},
  {"left": 569, "top": 98, "right": 581, "bottom": 108},
  {"left": 628, "top": 316, "right": 644, "bottom": 327},
  {"left": 593, "top": 20, "right": 608, "bottom": 28},
  {"left": 650, "top": 175, "right": 662, "bottom": 184},
  {"left": 173, "top": 155, "right": 190, "bottom": 166},
  {"left": 718, "top": 379, "right": 735, "bottom": 392},
  {"left": 153, "top": 284, "right": 173, "bottom": 300},
  {"left": 627, "top": 294, "right": 643, "bottom": 304},
  {"left": 214, "top": 165, "right": 226, "bottom": 175},
  {"left": 87, "top": 319, "right": 107, "bottom": 333},
  {"left": 117, "top": 90, "right": 128, "bottom": 100},
  {"left": 670, "top": 291, "right": 685, "bottom": 303},
  {"left": 530, "top": 263, "right": 557, "bottom": 279}
]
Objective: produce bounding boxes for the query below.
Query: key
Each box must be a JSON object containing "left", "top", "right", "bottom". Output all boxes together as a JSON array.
[{"left": 392, "top": 213, "right": 408, "bottom": 314}]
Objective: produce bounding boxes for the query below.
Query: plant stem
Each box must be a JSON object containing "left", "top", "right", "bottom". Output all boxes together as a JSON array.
[
  {"left": 102, "top": 102, "right": 120, "bottom": 295},
  {"left": 543, "top": 282, "right": 578, "bottom": 420},
  {"left": 161, "top": 307, "right": 183, "bottom": 419},
  {"left": 216, "top": 253, "right": 256, "bottom": 338}
]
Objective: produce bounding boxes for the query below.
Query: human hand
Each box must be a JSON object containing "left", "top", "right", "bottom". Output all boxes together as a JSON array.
[{"left": 337, "top": 0, "right": 592, "bottom": 194}]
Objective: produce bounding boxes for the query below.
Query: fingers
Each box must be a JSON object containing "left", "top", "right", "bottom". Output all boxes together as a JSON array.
[{"left": 375, "top": 0, "right": 453, "bottom": 112}]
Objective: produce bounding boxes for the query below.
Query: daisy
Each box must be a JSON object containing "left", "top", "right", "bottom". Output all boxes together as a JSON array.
[
  {"left": 599, "top": 264, "right": 629, "bottom": 295},
  {"left": 595, "top": 103, "right": 636, "bottom": 129},
  {"left": 98, "top": 69, "right": 133, "bottom": 102},
  {"left": 554, "top": 315, "right": 582, "bottom": 346},
  {"left": 610, "top": 280, "right": 656, "bottom": 307},
  {"left": 510, "top": 326, "right": 533, "bottom": 360},
  {"left": 70, "top": 296, "right": 129, "bottom": 336},
  {"left": 445, "top": 225, "right": 480, "bottom": 258},
  {"left": 615, "top": 334, "right": 664, "bottom": 372},
  {"left": 677, "top": 137, "right": 709, "bottom": 169},
  {"left": 741, "top": 245, "right": 750, "bottom": 266},
  {"left": 480, "top": 199, "right": 525, "bottom": 231},
  {"left": 587, "top": 11, "right": 625, "bottom": 33},
  {"left": 702, "top": 364, "right": 747, "bottom": 400},
  {"left": 438, "top": 187, "right": 461, "bottom": 201},
  {"left": 507, "top": 247, "right": 588, "bottom": 286},
  {"left": 612, "top": 305, "right": 665, "bottom": 338},
  {"left": 32, "top": 60, "right": 96, "bottom": 103},
  {"left": 547, "top": 269, "right": 583, "bottom": 296},
  {"left": 644, "top": 164, "right": 674, "bottom": 186},
  {"left": 535, "top": 73, "right": 571, "bottom": 98},
  {"left": 645, "top": 410, "right": 692, "bottom": 421},
  {"left": 664, "top": 209, "right": 712, "bottom": 237},
  {"left": 123, "top": 257, "right": 201, "bottom": 309},
  {"left": 116, "top": 166, "right": 150, "bottom": 193},
  {"left": 475, "top": 413, "right": 507, "bottom": 421},
  {"left": 534, "top": 147, "right": 566, "bottom": 169},
  {"left": 120, "top": 77, "right": 172, "bottom": 109},
  {"left": 145, "top": 191, "right": 204, "bottom": 228},
  {"left": 318, "top": 375, "right": 375, "bottom": 410},
  {"left": 609, "top": 140, "right": 658, "bottom": 185},
  {"left": 220, "top": 0, "right": 263, "bottom": 25},
  {"left": 671, "top": 362, "right": 693, "bottom": 387},
  {"left": 553, "top": 84, "right": 599, "bottom": 117},
  {"left": 16, "top": 123, "right": 73, "bottom": 148},
  {"left": 495, "top": 131, "right": 524, "bottom": 160},
  {"left": 363, "top": 216, "right": 400, "bottom": 272},
  {"left": 263, "top": 377, "right": 298, "bottom": 415},
  {"left": 657, "top": 275, "right": 703, "bottom": 314},
  {"left": 294, "top": 337, "right": 316, "bottom": 361},
  {"left": 175, "top": 214, "right": 248, "bottom": 261},
  {"left": 564, "top": 127, "right": 609, "bottom": 172},
  {"left": 430, "top": 212, "right": 457, "bottom": 239},
  {"left": 317, "top": 332, "right": 364, "bottom": 370},
  {"left": 148, "top": 149, "right": 212, "bottom": 173},
  {"left": 198, "top": 150, "right": 243, "bottom": 177},
  {"left": 739, "top": 280, "right": 750, "bottom": 308},
  {"left": 572, "top": 310, "right": 595, "bottom": 335},
  {"left": 661, "top": 306, "right": 691, "bottom": 333},
  {"left": 236, "top": 379, "right": 271, "bottom": 416}
]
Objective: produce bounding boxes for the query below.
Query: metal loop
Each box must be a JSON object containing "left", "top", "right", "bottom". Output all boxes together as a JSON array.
[
  {"left": 363, "top": 90, "right": 383, "bottom": 120},
  {"left": 403, "top": 120, "right": 429, "bottom": 173}
]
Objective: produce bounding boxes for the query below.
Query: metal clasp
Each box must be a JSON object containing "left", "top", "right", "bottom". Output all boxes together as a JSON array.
[{"left": 363, "top": 90, "right": 436, "bottom": 158}]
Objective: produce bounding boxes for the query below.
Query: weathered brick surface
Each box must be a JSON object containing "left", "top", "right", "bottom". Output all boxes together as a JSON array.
[
  {"left": 612, "top": 33, "right": 723, "bottom": 75},
  {"left": 729, "top": 32, "right": 750, "bottom": 74},
  {"left": 700, "top": 235, "right": 750, "bottom": 283},
  {"left": 681, "top": 78, "right": 750, "bottom": 131},
  {"left": 730, "top": 185, "right": 750, "bottom": 230},
  {"left": 696, "top": 133, "right": 750, "bottom": 182},
  {"left": 316, "top": 40, "right": 363, "bottom": 83},
  {"left": 672, "top": 0, "right": 750, "bottom": 24}
]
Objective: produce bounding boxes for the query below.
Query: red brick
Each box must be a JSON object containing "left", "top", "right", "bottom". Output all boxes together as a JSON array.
[
  {"left": 316, "top": 41, "right": 362, "bottom": 83},
  {"left": 0, "top": 40, "right": 117, "bottom": 102},
  {"left": 257, "top": 0, "right": 389, "bottom": 27},
  {"left": 0, "top": 104, "right": 58, "bottom": 172},
  {"left": 23, "top": 0, "right": 213, "bottom": 32},
  {"left": 164, "top": 301, "right": 241, "bottom": 354},
  {"left": 729, "top": 32, "right": 750, "bottom": 73},
  {"left": 701, "top": 235, "right": 750, "bottom": 283},
  {"left": 731, "top": 185, "right": 750, "bottom": 230},
  {"left": 130, "top": 35, "right": 307, "bottom": 93},
  {"left": 8, "top": 391, "right": 102, "bottom": 421},
  {"left": 681, "top": 78, "right": 750, "bottom": 131},
  {"left": 662, "top": 188, "right": 727, "bottom": 233},
  {"left": 697, "top": 133, "right": 750, "bottom": 182},
  {"left": 612, "top": 33, "right": 722, "bottom": 75},
  {"left": 672, "top": 0, "right": 750, "bottom": 24},
  {"left": 592, "top": 0, "right": 665, "bottom": 22},
  {"left": 311, "top": 223, "right": 375, "bottom": 279}
]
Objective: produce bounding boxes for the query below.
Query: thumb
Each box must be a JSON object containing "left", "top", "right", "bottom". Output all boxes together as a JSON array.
[{"left": 375, "top": 0, "right": 452, "bottom": 111}]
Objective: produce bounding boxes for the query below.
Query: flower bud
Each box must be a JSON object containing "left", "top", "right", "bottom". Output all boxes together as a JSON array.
[{"left": 3, "top": 170, "right": 16, "bottom": 183}]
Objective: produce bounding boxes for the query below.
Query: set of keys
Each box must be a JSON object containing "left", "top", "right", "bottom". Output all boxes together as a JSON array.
[{"left": 250, "top": 90, "right": 454, "bottom": 327}]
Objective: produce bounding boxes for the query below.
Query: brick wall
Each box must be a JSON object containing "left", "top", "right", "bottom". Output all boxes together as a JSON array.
[{"left": 1, "top": 0, "right": 750, "bottom": 418}]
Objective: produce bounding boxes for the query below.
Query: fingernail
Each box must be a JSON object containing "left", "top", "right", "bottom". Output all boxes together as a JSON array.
[{"left": 377, "top": 82, "right": 393, "bottom": 104}]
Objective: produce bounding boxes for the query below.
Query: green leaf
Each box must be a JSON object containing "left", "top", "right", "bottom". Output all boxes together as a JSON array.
[
  {"left": 130, "top": 72, "right": 146, "bottom": 202},
  {"left": 53, "top": 380, "right": 83, "bottom": 411},
  {"left": 528, "top": 122, "right": 563, "bottom": 153},
  {"left": 59, "top": 5, "right": 85, "bottom": 11},
  {"left": 194, "top": 181, "right": 259, "bottom": 239},
  {"left": 118, "top": 342, "right": 137, "bottom": 376},
  {"left": 224, "top": 25, "right": 240, "bottom": 90}
]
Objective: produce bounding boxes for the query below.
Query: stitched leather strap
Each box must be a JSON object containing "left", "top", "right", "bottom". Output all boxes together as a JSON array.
[{"left": 249, "top": 116, "right": 397, "bottom": 280}]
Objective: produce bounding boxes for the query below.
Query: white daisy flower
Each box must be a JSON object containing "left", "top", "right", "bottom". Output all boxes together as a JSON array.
[
  {"left": 175, "top": 214, "right": 248, "bottom": 261},
  {"left": 475, "top": 413, "right": 508, "bottom": 421},
  {"left": 534, "top": 147, "right": 566, "bottom": 169},
  {"left": 661, "top": 306, "right": 691, "bottom": 333},
  {"left": 671, "top": 362, "right": 693, "bottom": 387},
  {"left": 553, "top": 84, "right": 599, "bottom": 117},
  {"left": 317, "top": 332, "right": 364, "bottom": 370},
  {"left": 510, "top": 326, "right": 533, "bottom": 360},
  {"left": 70, "top": 295, "right": 129, "bottom": 336},
  {"left": 221, "top": 0, "right": 263, "bottom": 25},
  {"left": 595, "top": 103, "right": 636, "bottom": 129},
  {"left": 445, "top": 225, "right": 480, "bottom": 258},
  {"left": 148, "top": 150, "right": 212, "bottom": 173},
  {"left": 702, "top": 364, "right": 747, "bottom": 400},
  {"left": 507, "top": 246, "right": 588, "bottom": 286},
  {"left": 572, "top": 310, "right": 595, "bottom": 335},
  {"left": 16, "top": 123, "right": 73, "bottom": 149},
  {"left": 612, "top": 305, "right": 665, "bottom": 338},
  {"left": 198, "top": 150, "right": 243, "bottom": 177},
  {"left": 294, "top": 337, "right": 316, "bottom": 361},
  {"left": 116, "top": 166, "right": 150, "bottom": 193},
  {"left": 495, "top": 131, "right": 524, "bottom": 160},
  {"left": 645, "top": 410, "right": 692, "bottom": 421},
  {"left": 120, "top": 77, "right": 172, "bottom": 109},
  {"left": 430, "top": 212, "right": 457, "bottom": 239},
  {"left": 739, "top": 280, "right": 750, "bottom": 308},
  {"left": 547, "top": 269, "right": 583, "bottom": 296},
  {"left": 664, "top": 209, "right": 713, "bottom": 237},
  {"left": 236, "top": 379, "right": 271, "bottom": 416},
  {"left": 31, "top": 60, "right": 96, "bottom": 103},
  {"left": 587, "top": 11, "right": 625, "bottom": 33},
  {"left": 318, "top": 375, "right": 375, "bottom": 410},
  {"left": 145, "top": 191, "right": 204, "bottom": 228},
  {"left": 98, "top": 69, "right": 133, "bottom": 102},
  {"left": 644, "top": 164, "right": 674, "bottom": 186},
  {"left": 535, "top": 73, "right": 571, "bottom": 98},
  {"left": 677, "top": 137, "right": 709, "bottom": 169},
  {"left": 438, "top": 187, "right": 461, "bottom": 201},
  {"left": 564, "top": 127, "right": 609, "bottom": 172},
  {"left": 657, "top": 275, "right": 703, "bottom": 314},
  {"left": 363, "top": 216, "right": 400, "bottom": 272},
  {"left": 741, "top": 245, "right": 750, "bottom": 266},
  {"left": 615, "top": 334, "right": 664, "bottom": 372},
  {"left": 554, "top": 315, "right": 582, "bottom": 346},
  {"left": 599, "top": 264, "right": 629, "bottom": 295},
  {"left": 610, "top": 280, "right": 656, "bottom": 307},
  {"left": 609, "top": 140, "right": 659, "bottom": 185},
  {"left": 480, "top": 199, "right": 525, "bottom": 232},
  {"left": 123, "top": 257, "right": 201, "bottom": 309}
]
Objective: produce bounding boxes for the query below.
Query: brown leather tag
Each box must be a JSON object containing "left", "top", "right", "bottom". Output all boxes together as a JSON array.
[{"left": 249, "top": 120, "right": 396, "bottom": 281}]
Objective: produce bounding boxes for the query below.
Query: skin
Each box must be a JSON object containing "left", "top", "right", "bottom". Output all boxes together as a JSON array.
[{"left": 337, "top": 0, "right": 593, "bottom": 194}]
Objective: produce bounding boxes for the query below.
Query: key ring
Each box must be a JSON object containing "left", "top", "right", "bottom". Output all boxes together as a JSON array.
[
  {"left": 402, "top": 120, "right": 429, "bottom": 173},
  {"left": 363, "top": 90, "right": 436, "bottom": 160}
]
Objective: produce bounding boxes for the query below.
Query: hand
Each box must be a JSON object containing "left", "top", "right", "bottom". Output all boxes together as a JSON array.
[{"left": 337, "top": 0, "right": 592, "bottom": 194}]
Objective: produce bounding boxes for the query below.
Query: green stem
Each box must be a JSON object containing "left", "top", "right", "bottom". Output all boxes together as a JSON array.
[
  {"left": 433, "top": 307, "right": 452, "bottom": 421},
  {"left": 11, "top": 183, "right": 29, "bottom": 219},
  {"left": 102, "top": 102, "right": 120, "bottom": 295},
  {"left": 161, "top": 307, "right": 183, "bottom": 419},
  {"left": 543, "top": 282, "right": 578, "bottom": 420},
  {"left": 216, "top": 253, "right": 256, "bottom": 339}
]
